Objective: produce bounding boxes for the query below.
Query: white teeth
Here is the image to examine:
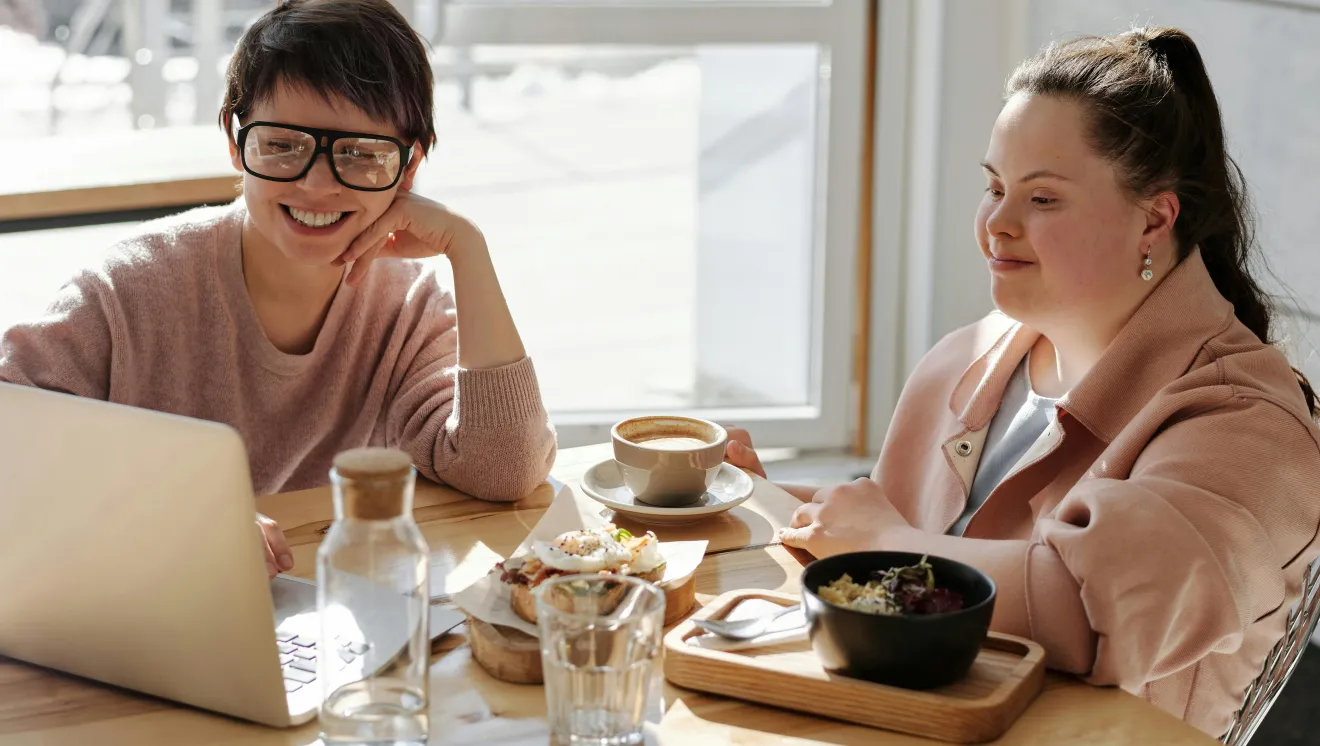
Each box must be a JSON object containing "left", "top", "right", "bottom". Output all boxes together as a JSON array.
[{"left": 288, "top": 207, "right": 344, "bottom": 228}]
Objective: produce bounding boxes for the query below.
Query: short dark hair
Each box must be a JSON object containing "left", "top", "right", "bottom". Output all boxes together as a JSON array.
[{"left": 220, "top": 0, "right": 436, "bottom": 155}]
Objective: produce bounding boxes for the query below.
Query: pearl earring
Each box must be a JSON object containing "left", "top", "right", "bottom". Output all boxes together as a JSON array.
[{"left": 1141, "top": 250, "right": 1153, "bottom": 281}]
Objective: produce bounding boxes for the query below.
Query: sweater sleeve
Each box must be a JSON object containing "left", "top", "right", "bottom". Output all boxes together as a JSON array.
[
  {"left": 0, "top": 273, "right": 118, "bottom": 399},
  {"left": 1024, "top": 395, "right": 1320, "bottom": 686},
  {"left": 383, "top": 283, "right": 557, "bottom": 502}
]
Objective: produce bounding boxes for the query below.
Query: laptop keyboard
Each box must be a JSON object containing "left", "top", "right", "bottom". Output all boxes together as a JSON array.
[
  {"left": 276, "top": 630, "right": 319, "bottom": 692},
  {"left": 274, "top": 628, "right": 368, "bottom": 693}
]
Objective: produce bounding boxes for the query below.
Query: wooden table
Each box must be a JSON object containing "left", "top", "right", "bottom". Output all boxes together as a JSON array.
[{"left": 0, "top": 444, "right": 1218, "bottom": 745}]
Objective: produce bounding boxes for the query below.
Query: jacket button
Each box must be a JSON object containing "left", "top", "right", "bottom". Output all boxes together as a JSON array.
[{"left": 955, "top": 440, "right": 973, "bottom": 457}]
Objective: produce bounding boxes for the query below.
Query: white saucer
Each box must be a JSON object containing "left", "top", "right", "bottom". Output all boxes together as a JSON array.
[{"left": 580, "top": 460, "right": 755, "bottom": 525}]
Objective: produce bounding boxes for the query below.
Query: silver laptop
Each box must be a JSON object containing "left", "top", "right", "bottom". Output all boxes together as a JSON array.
[{"left": 0, "top": 382, "right": 444, "bottom": 726}]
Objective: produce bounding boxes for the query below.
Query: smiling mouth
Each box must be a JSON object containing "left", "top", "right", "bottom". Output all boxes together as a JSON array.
[{"left": 282, "top": 204, "right": 351, "bottom": 228}]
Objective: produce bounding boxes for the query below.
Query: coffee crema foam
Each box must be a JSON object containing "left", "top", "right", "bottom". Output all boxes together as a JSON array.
[{"left": 635, "top": 436, "right": 711, "bottom": 451}]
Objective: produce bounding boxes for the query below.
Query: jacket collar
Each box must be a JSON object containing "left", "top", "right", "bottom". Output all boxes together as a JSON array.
[{"left": 948, "top": 249, "right": 1234, "bottom": 442}]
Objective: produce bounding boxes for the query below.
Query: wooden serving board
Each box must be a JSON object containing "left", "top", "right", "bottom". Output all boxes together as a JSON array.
[
  {"left": 468, "top": 617, "right": 544, "bottom": 684},
  {"left": 664, "top": 590, "right": 1046, "bottom": 744},
  {"left": 469, "top": 573, "right": 697, "bottom": 685}
]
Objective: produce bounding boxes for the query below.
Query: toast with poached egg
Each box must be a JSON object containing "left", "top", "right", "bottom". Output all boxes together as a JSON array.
[{"left": 497, "top": 526, "right": 667, "bottom": 623}]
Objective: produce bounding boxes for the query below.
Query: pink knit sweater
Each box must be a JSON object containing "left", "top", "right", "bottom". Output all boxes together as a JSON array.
[{"left": 0, "top": 203, "right": 557, "bottom": 499}]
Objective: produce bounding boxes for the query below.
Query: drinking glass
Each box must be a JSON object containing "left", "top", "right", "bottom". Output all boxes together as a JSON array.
[{"left": 536, "top": 574, "right": 666, "bottom": 746}]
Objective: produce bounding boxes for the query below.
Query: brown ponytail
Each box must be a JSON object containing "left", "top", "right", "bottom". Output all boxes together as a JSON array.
[{"left": 1006, "top": 27, "right": 1318, "bottom": 418}]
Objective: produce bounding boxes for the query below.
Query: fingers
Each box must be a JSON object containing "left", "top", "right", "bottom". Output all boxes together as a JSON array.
[
  {"left": 814, "top": 478, "right": 868, "bottom": 503},
  {"left": 780, "top": 542, "right": 817, "bottom": 565},
  {"left": 780, "top": 503, "right": 820, "bottom": 551},
  {"left": 725, "top": 427, "right": 755, "bottom": 449},
  {"left": 345, "top": 234, "right": 389, "bottom": 287},
  {"left": 724, "top": 439, "right": 767, "bottom": 479},
  {"left": 338, "top": 227, "right": 379, "bottom": 268},
  {"left": 257, "top": 513, "right": 294, "bottom": 576},
  {"left": 790, "top": 501, "right": 820, "bottom": 528},
  {"left": 259, "top": 530, "right": 277, "bottom": 579},
  {"left": 778, "top": 524, "right": 813, "bottom": 549},
  {"left": 340, "top": 201, "right": 403, "bottom": 266},
  {"left": 723, "top": 427, "right": 766, "bottom": 478}
]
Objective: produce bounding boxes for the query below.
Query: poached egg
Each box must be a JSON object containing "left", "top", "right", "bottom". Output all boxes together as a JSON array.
[
  {"left": 529, "top": 527, "right": 666, "bottom": 575},
  {"left": 532, "top": 528, "right": 633, "bottom": 573}
]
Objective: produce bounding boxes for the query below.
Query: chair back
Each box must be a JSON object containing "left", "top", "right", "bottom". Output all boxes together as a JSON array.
[{"left": 1221, "top": 558, "right": 1320, "bottom": 745}]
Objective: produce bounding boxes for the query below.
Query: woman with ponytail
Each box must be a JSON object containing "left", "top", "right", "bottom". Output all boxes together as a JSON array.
[{"left": 726, "top": 27, "right": 1320, "bottom": 736}]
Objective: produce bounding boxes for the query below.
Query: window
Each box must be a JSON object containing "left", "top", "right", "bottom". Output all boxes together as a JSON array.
[{"left": 0, "top": 1, "right": 870, "bottom": 449}]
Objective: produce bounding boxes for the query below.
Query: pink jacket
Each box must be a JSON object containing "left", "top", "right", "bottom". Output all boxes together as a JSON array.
[{"left": 872, "top": 249, "right": 1320, "bottom": 736}]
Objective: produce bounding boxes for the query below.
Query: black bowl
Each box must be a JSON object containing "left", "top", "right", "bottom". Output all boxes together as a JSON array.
[{"left": 801, "top": 551, "right": 996, "bottom": 690}]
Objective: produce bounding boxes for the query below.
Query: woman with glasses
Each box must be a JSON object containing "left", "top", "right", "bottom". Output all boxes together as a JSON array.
[{"left": 0, "top": 0, "right": 557, "bottom": 577}]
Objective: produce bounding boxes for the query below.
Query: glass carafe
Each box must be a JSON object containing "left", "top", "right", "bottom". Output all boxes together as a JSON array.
[{"left": 317, "top": 448, "right": 430, "bottom": 745}]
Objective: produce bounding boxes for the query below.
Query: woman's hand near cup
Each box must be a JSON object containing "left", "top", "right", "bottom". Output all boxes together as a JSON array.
[
  {"left": 723, "top": 427, "right": 845, "bottom": 504},
  {"left": 723, "top": 428, "right": 767, "bottom": 478}
]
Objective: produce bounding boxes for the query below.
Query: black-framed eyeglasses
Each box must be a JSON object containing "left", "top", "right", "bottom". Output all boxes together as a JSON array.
[{"left": 235, "top": 121, "right": 413, "bottom": 192}]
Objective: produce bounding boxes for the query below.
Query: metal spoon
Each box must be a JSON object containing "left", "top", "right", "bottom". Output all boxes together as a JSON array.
[{"left": 693, "top": 603, "right": 803, "bottom": 641}]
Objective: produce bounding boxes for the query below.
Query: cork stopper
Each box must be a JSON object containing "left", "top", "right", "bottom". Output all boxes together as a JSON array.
[{"left": 331, "top": 448, "right": 415, "bottom": 520}]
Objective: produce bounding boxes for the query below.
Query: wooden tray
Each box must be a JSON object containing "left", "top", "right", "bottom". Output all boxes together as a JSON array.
[
  {"left": 664, "top": 590, "right": 1046, "bottom": 744},
  {"left": 469, "top": 573, "right": 697, "bottom": 685}
]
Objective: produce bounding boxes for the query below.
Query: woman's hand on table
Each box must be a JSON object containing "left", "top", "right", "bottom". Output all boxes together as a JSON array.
[
  {"left": 778, "top": 478, "right": 916, "bottom": 557},
  {"left": 723, "top": 427, "right": 767, "bottom": 478},
  {"left": 256, "top": 513, "right": 294, "bottom": 578}
]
